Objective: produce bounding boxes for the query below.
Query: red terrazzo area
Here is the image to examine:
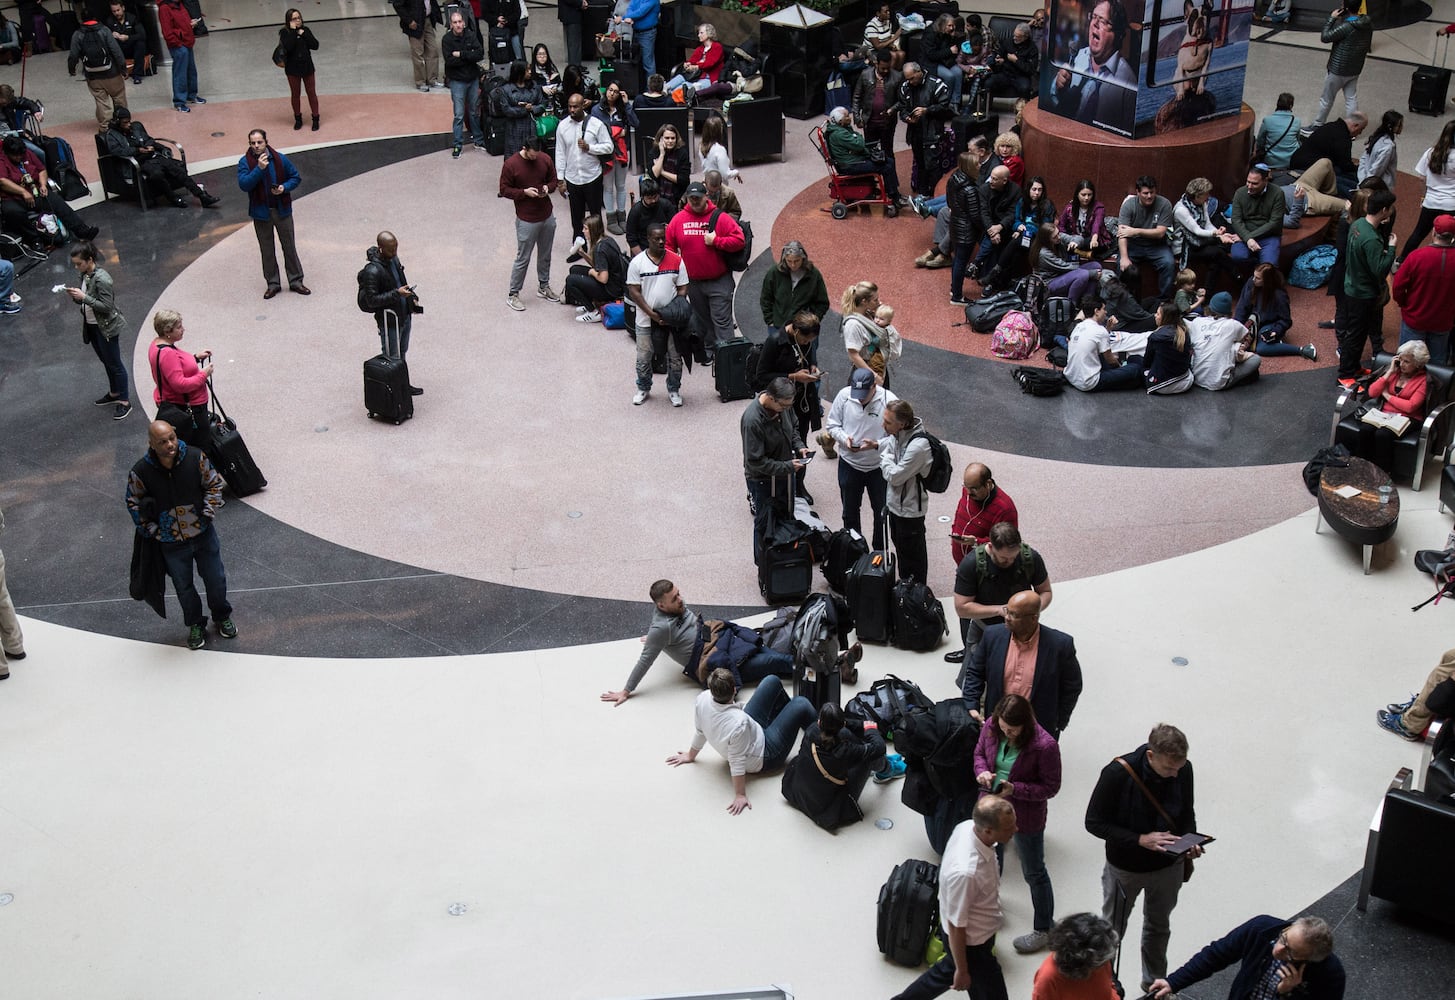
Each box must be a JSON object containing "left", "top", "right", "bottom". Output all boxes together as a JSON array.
[{"left": 790, "top": 149, "right": 1417, "bottom": 374}]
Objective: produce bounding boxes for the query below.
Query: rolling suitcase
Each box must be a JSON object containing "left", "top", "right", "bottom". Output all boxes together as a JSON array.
[
  {"left": 364, "top": 310, "right": 414, "bottom": 424},
  {"left": 713, "top": 336, "right": 755, "bottom": 401},
  {"left": 845, "top": 545, "right": 896, "bottom": 643},
  {"left": 792, "top": 593, "right": 843, "bottom": 709},
  {"left": 1411, "top": 35, "right": 1452, "bottom": 115},
  {"left": 203, "top": 380, "right": 267, "bottom": 497},
  {"left": 877, "top": 859, "right": 940, "bottom": 967}
]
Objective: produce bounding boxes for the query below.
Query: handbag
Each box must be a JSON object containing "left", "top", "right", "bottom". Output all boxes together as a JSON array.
[
  {"left": 271, "top": 43, "right": 286, "bottom": 69},
  {"left": 152, "top": 343, "right": 199, "bottom": 432},
  {"left": 1115, "top": 757, "right": 1197, "bottom": 883},
  {"left": 534, "top": 113, "right": 560, "bottom": 139}
]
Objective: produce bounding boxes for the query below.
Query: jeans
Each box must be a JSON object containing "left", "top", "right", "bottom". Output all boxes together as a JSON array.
[
  {"left": 169, "top": 45, "right": 198, "bottom": 106},
  {"left": 1103, "top": 862, "right": 1184, "bottom": 989},
  {"left": 1229, "top": 235, "right": 1280, "bottom": 270},
  {"left": 636, "top": 26, "right": 657, "bottom": 77},
  {"left": 663, "top": 74, "right": 713, "bottom": 93},
  {"left": 253, "top": 212, "right": 304, "bottom": 291},
  {"left": 1252, "top": 324, "right": 1304, "bottom": 357},
  {"left": 949, "top": 241, "right": 979, "bottom": 299},
  {"left": 891, "top": 934, "right": 1008, "bottom": 1000},
  {"left": 635, "top": 322, "right": 683, "bottom": 392},
  {"left": 510, "top": 215, "right": 556, "bottom": 295},
  {"left": 997, "top": 831, "right": 1054, "bottom": 931},
  {"left": 746, "top": 475, "right": 792, "bottom": 565},
  {"left": 448, "top": 77, "right": 482, "bottom": 145},
  {"left": 935, "top": 63, "right": 963, "bottom": 105},
  {"left": 1090, "top": 355, "right": 1145, "bottom": 391},
  {"left": 0, "top": 258, "right": 12, "bottom": 300},
  {"left": 89, "top": 327, "right": 130, "bottom": 400},
  {"left": 738, "top": 648, "right": 794, "bottom": 686},
  {"left": 742, "top": 675, "right": 816, "bottom": 770},
  {"left": 688, "top": 271, "right": 737, "bottom": 345},
  {"left": 838, "top": 462, "right": 887, "bottom": 549},
  {"left": 1314, "top": 70, "right": 1358, "bottom": 126},
  {"left": 603, "top": 161, "right": 629, "bottom": 214},
  {"left": 838, "top": 157, "right": 900, "bottom": 199},
  {"left": 888, "top": 512, "right": 927, "bottom": 584},
  {"left": 160, "top": 523, "right": 232, "bottom": 628},
  {"left": 1400, "top": 320, "right": 1450, "bottom": 366},
  {"left": 1126, "top": 242, "right": 1176, "bottom": 297}
]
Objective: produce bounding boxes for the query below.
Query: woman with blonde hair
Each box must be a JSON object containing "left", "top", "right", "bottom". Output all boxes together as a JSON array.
[{"left": 840, "top": 280, "right": 900, "bottom": 386}]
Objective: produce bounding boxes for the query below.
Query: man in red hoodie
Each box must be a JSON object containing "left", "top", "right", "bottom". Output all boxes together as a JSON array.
[
  {"left": 665, "top": 180, "right": 744, "bottom": 351},
  {"left": 158, "top": 0, "right": 203, "bottom": 113},
  {"left": 1392, "top": 212, "right": 1455, "bottom": 366}
]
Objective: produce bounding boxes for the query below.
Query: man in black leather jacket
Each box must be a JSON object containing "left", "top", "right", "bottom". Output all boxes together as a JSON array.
[{"left": 358, "top": 231, "right": 424, "bottom": 395}]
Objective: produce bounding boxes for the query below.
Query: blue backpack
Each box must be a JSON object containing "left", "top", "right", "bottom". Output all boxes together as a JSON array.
[{"left": 1288, "top": 244, "right": 1338, "bottom": 289}]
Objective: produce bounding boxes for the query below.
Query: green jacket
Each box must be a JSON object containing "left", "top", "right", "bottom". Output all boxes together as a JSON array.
[
  {"left": 759, "top": 259, "right": 830, "bottom": 329},
  {"left": 78, "top": 266, "right": 128, "bottom": 341},
  {"left": 824, "top": 119, "right": 870, "bottom": 164},
  {"left": 1230, "top": 184, "right": 1286, "bottom": 243},
  {"left": 1344, "top": 217, "right": 1395, "bottom": 299}
]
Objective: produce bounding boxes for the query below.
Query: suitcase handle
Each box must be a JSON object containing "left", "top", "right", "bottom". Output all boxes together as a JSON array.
[{"left": 381, "top": 308, "right": 402, "bottom": 361}]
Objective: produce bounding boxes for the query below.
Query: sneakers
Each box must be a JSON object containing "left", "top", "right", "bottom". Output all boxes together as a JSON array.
[
  {"left": 873, "top": 753, "right": 907, "bottom": 784},
  {"left": 0, "top": 301, "right": 20, "bottom": 315},
  {"left": 1013, "top": 930, "right": 1051, "bottom": 954},
  {"left": 473, "top": 139, "right": 486, "bottom": 151},
  {"left": 175, "top": 103, "right": 191, "bottom": 112},
  {"left": 452, "top": 144, "right": 462, "bottom": 158},
  {"left": 506, "top": 294, "right": 525, "bottom": 312},
  {"left": 950, "top": 294, "right": 970, "bottom": 306},
  {"left": 924, "top": 253, "right": 951, "bottom": 270},
  {"left": 1386, "top": 693, "right": 1417, "bottom": 714},
  {"left": 1301, "top": 344, "right": 1318, "bottom": 361},
  {"left": 537, "top": 285, "right": 561, "bottom": 302},
  {"left": 94, "top": 393, "right": 120, "bottom": 406},
  {"left": 1376, "top": 708, "right": 1420, "bottom": 741},
  {"left": 914, "top": 248, "right": 936, "bottom": 267},
  {"left": 190, "top": 97, "right": 206, "bottom": 104},
  {"left": 187, "top": 624, "right": 206, "bottom": 650},
  {"left": 815, "top": 430, "right": 837, "bottom": 459},
  {"left": 669, "top": 391, "right": 683, "bottom": 407},
  {"left": 216, "top": 618, "right": 238, "bottom": 639},
  {"left": 944, "top": 647, "right": 966, "bottom": 664},
  {"left": 576, "top": 309, "right": 602, "bottom": 323},
  {"left": 417, "top": 84, "right": 430, "bottom": 93},
  {"left": 113, "top": 401, "right": 132, "bottom": 420},
  {"left": 632, "top": 389, "right": 649, "bottom": 405},
  {"left": 912, "top": 195, "right": 930, "bottom": 219}
]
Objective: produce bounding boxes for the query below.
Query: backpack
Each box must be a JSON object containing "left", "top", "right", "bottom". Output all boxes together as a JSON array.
[
  {"left": 1014, "top": 273, "right": 1048, "bottom": 317},
  {"left": 909, "top": 429, "right": 953, "bottom": 493},
  {"left": 877, "top": 859, "right": 940, "bottom": 967},
  {"left": 1288, "top": 244, "right": 1337, "bottom": 289},
  {"left": 974, "top": 542, "right": 1035, "bottom": 590},
  {"left": 1011, "top": 365, "right": 1065, "bottom": 396},
  {"left": 708, "top": 207, "right": 753, "bottom": 271},
  {"left": 79, "top": 26, "right": 113, "bottom": 74},
  {"left": 964, "top": 289, "right": 1023, "bottom": 333},
  {"left": 757, "top": 605, "right": 799, "bottom": 656},
  {"left": 822, "top": 527, "right": 869, "bottom": 594},
  {"left": 891, "top": 580, "right": 948, "bottom": 652},
  {"left": 487, "top": 25, "right": 512, "bottom": 64},
  {"left": 990, "top": 309, "right": 1037, "bottom": 360},
  {"left": 896, "top": 696, "right": 982, "bottom": 813},
  {"left": 844, "top": 673, "right": 934, "bottom": 736},
  {"left": 791, "top": 592, "right": 842, "bottom": 675},
  {"left": 481, "top": 76, "right": 506, "bottom": 119}
]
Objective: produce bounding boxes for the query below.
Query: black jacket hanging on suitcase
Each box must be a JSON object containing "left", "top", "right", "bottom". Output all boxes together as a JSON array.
[
  {"left": 1411, "top": 35, "right": 1452, "bottom": 115},
  {"left": 364, "top": 310, "right": 414, "bottom": 424},
  {"left": 203, "top": 379, "right": 268, "bottom": 497}
]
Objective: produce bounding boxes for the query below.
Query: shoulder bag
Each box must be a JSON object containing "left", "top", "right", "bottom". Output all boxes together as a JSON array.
[{"left": 1115, "top": 756, "right": 1196, "bottom": 883}]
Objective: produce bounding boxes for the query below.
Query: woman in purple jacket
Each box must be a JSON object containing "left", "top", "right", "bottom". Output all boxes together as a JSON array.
[{"left": 973, "top": 693, "right": 1062, "bottom": 956}]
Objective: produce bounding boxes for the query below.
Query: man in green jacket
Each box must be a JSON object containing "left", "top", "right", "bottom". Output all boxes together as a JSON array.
[
  {"left": 1229, "top": 163, "right": 1286, "bottom": 274},
  {"left": 1337, "top": 188, "right": 1397, "bottom": 384},
  {"left": 824, "top": 105, "right": 902, "bottom": 203}
]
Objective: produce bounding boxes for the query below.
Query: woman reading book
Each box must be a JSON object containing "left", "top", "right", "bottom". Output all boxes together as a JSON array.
[{"left": 1348, "top": 340, "right": 1431, "bottom": 473}]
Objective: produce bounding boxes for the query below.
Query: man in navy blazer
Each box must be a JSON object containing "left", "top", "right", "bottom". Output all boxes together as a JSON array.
[
  {"left": 1151, "top": 914, "right": 1345, "bottom": 1000},
  {"left": 961, "top": 590, "right": 1082, "bottom": 738}
]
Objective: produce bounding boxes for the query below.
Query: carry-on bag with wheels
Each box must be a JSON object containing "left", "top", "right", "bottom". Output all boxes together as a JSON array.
[
  {"left": 364, "top": 309, "right": 413, "bottom": 424},
  {"left": 713, "top": 336, "right": 756, "bottom": 401},
  {"left": 203, "top": 379, "right": 267, "bottom": 497},
  {"left": 877, "top": 858, "right": 940, "bottom": 967},
  {"left": 845, "top": 531, "right": 896, "bottom": 643},
  {"left": 1411, "top": 34, "right": 1452, "bottom": 115}
]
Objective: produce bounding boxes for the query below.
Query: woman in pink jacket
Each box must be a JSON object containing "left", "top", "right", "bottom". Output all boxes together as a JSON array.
[
  {"left": 149, "top": 308, "right": 215, "bottom": 450},
  {"left": 973, "top": 693, "right": 1063, "bottom": 956}
]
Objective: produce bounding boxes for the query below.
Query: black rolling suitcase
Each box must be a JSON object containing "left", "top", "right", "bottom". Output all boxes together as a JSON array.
[
  {"left": 791, "top": 593, "right": 844, "bottom": 709},
  {"left": 480, "top": 79, "right": 507, "bottom": 155},
  {"left": 364, "top": 310, "right": 413, "bottom": 424},
  {"left": 759, "top": 496, "right": 814, "bottom": 604},
  {"left": 713, "top": 336, "right": 755, "bottom": 401},
  {"left": 203, "top": 380, "right": 267, "bottom": 497},
  {"left": 845, "top": 545, "right": 896, "bottom": 643},
  {"left": 1411, "top": 35, "right": 1452, "bottom": 115},
  {"left": 877, "top": 859, "right": 940, "bottom": 967}
]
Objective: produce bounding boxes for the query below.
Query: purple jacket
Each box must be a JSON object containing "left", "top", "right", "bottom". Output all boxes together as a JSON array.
[{"left": 972, "top": 719, "right": 1061, "bottom": 834}]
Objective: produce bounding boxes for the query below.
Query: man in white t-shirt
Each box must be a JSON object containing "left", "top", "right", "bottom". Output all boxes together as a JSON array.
[
  {"left": 625, "top": 222, "right": 690, "bottom": 406},
  {"left": 891, "top": 795, "right": 1016, "bottom": 1000},
  {"left": 1064, "top": 294, "right": 1145, "bottom": 392},
  {"left": 1189, "top": 291, "right": 1261, "bottom": 390}
]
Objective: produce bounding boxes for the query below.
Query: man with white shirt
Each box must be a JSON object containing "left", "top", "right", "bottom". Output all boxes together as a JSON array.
[
  {"left": 555, "top": 93, "right": 614, "bottom": 244},
  {"left": 1046, "top": 0, "right": 1136, "bottom": 130},
  {"left": 1064, "top": 295, "right": 1145, "bottom": 392},
  {"left": 1190, "top": 291, "right": 1261, "bottom": 390},
  {"left": 824, "top": 367, "right": 897, "bottom": 550},
  {"left": 666, "top": 667, "right": 815, "bottom": 815},
  {"left": 891, "top": 795, "right": 1016, "bottom": 1000},
  {"left": 625, "top": 223, "right": 690, "bottom": 406}
]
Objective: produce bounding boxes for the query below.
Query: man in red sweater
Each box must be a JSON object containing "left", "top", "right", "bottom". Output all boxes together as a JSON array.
[
  {"left": 1392, "top": 213, "right": 1455, "bottom": 365},
  {"left": 665, "top": 180, "right": 744, "bottom": 351},
  {"left": 945, "top": 462, "right": 1019, "bottom": 665},
  {"left": 158, "top": 0, "right": 203, "bottom": 113},
  {"left": 498, "top": 135, "right": 561, "bottom": 313}
]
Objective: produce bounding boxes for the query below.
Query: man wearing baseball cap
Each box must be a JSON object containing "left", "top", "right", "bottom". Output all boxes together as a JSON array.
[
  {"left": 665, "top": 179, "right": 746, "bottom": 350},
  {"left": 823, "top": 367, "right": 898, "bottom": 550},
  {"left": 1189, "top": 291, "right": 1261, "bottom": 390},
  {"left": 1391, "top": 213, "right": 1455, "bottom": 365}
]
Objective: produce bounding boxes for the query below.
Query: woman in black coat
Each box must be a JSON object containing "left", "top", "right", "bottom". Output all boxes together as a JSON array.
[
  {"left": 946, "top": 150, "right": 985, "bottom": 306},
  {"left": 781, "top": 702, "right": 902, "bottom": 831},
  {"left": 279, "top": 9, "right": 320, "bottom": 131}
]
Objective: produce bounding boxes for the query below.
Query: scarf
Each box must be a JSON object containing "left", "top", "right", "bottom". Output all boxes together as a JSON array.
[{"left": 244, "top": 145, "right": 289, "bottom": 214}]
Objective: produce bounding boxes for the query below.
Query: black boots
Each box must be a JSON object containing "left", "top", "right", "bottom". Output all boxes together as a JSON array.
[
  {"left": 294, "top": 113, "right": 303, "bottom": 131},
  {"left": 311, "top": 115, "right": 319, "bottom": 132}
]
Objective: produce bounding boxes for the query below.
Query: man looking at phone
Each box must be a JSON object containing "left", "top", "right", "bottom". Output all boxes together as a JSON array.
[
  {"left": 823, "top": 368, "right": 897, "bottom": 550},
  {"left": 237, "top": 129, "right": 308, "bottom": 300},
  {"left": 742, "top": 377, "right": 809, "bottom": 567},
  {"left": 947, "top": 463, "right": 1018, "bottom": 649},
  {"left": 1085, "top": 723, "right": 1203, "bottom": 996},
  {"left": 951, "top": 521, "right": 1051, "bottom": 662},
  {"left": 357, "top": 231, "right": 424, "bottom": 395},
  {"left": 1150, "top": 915, "right": 1344, "bottom": 1000}
]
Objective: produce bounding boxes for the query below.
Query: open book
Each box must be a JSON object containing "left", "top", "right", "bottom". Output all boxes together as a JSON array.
[{"left": 1360, "top": 407, "right": 1411, "bottom": 436}]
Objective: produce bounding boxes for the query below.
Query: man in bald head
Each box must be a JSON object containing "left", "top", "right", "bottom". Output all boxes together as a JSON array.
[
  {"left": 125, "top": 419, "right": 236, "bottom": 651},
  {"left": 961, "top": 589, "right": 1081, "bottom": 740},
  {"left": 357, "top": 231, "right": 423, "bottom": 395}
]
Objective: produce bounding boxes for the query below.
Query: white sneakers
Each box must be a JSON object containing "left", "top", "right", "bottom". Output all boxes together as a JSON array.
[
  {"left": 632, "top": 389, "right": 649, "bottom": 405},
  {"left": 669, "top": 392, "right": 683, "bottom": 407},
  {"left": 506, "top": 294, "right": 525, "bottom": 312},
  {"left": 576, "top": 309, "right": 602, "bottom": 323}
]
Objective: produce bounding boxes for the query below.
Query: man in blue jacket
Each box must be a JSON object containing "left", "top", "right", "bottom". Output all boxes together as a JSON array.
[
  {"left": 615, "top": 0, "right": 659, "bottom": 78},
  {"left": 237, "top": 129, "right": 308, "bottom": 299},
  {"left": 1151, "top": 915, "right": 1345, "bottom": 1000}
]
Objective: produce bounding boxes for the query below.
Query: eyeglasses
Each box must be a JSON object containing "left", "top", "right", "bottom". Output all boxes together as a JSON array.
[
  {"left": 1276, "top": 932, "right": 1308, "bottom": 964},
  {"left": 1089, "top": 13, "right": 1115, "bottom": 29}
]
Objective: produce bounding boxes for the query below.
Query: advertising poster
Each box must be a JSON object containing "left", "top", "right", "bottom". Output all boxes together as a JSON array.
[{"left": 1041, "top": 0, "right": 1145, "bottom": 138}]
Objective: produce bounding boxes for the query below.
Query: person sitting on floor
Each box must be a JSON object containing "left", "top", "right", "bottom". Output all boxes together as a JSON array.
[
  {"left": 781, "top": 701, "right": 906, "bottom": 831},
  {"left": 1189, "top": 290, "right": 1261, "bottom": 390},
  {"left": 1031, "top": 222, "right": 1101, "bottom": 304},
  {"left": 1234, "top": 263, "right": 1318, "bottom": 361},
  {"left": 1064, "top": 293, "right": 1146, "bottom": 392},
  {"left": 1143, "top": 301, "right": 1195, "bottom": 396}
]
